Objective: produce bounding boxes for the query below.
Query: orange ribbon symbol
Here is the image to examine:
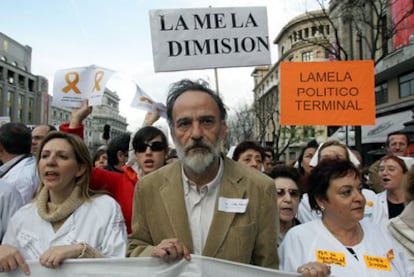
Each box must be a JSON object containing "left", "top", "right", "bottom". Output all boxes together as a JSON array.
[
  {"left": 140, "top": 97, "right": 154, "bottom": 104},
  {"left": 62, "top": 72, "right": 81, "bottom": 94},
  {"left": 93, "top": 71, "right": 104, "bottom": 91}
]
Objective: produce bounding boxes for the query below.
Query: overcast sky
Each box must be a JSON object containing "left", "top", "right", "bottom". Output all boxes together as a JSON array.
[{"left": 1, "top": 0, "right": 322, "bottom": 131}]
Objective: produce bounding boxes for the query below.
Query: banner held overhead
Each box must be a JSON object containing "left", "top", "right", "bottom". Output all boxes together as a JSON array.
[
  {"left": 149, "top": 7, "right": 271, "bottom": 72},
  {"left": 280, "top": 60, "right": 376, "bottom": 126}
]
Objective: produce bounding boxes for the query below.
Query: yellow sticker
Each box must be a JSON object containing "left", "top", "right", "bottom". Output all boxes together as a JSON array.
[
  {"left": 363, "top": 255, "right": 391, "bottom": 271},
  {"left": 316, "top": 250, "right": 346, "bottom": 267},
  {"left": 366, "top": 201, "right": 373, "bottom": 207}
]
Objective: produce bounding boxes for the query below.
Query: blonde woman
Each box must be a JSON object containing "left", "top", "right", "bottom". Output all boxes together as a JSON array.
[{"left": 0, "top": 132, "right": 126, "bottom": 274}]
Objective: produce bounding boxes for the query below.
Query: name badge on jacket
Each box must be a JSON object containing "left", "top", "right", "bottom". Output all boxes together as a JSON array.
[{"left": 218, "top": 197, "right": 249, "bottom": 213}]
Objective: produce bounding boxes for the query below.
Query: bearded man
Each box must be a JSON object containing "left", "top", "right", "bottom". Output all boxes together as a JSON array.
[{"left": 127, "top": 79, "right": 279, "bottom": 269}]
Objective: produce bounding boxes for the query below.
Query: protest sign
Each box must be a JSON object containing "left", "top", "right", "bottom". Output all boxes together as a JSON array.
[
  {"left": 53, "top": 65, "right": 115, "bottom": 107},
  {"left": 0, "top": 256, "right": 299, "bottom": 277},
  {"left": 280, "top": 60, "right": 375, "bottom": 126},
  {"left": 149, "top": 6, "right": 271, "bottom": 72},
  {"left": 130, "top": 84, "right": 167, "bottom": 118}
]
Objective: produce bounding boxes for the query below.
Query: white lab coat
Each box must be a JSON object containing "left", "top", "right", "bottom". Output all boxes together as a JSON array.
[
  {"left": 297, "top": 189, "right": 386, "bottom": 225},
  {"left": 2, "top": 194, "right": 127, "bottom": 260},
  {"left": 0, "top": 179, "right": 23, "bottom": 242},
  {"left": 279, "top": 219, "right": 412, "bottom": 276},
  {"left": 377, "top": 191, "right": 389, "bottom": 220},
  {"left": 0, "top": 155, "right": 39, "bottom": 203}
]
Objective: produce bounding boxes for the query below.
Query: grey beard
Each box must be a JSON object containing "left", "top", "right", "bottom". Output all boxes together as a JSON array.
[
  {"left": 175, "top": 140, "right": 221, "bottom": 174},
  {"left": 181, "top": 151, "right": 217, "bottom": 174}
]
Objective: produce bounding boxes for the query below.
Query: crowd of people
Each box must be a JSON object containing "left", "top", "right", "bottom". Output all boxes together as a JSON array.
[{"left": 0, "top": 79, "right": 413, "bottom": 276}]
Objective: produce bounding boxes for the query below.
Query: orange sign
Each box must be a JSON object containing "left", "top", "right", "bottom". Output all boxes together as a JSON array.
[{"left": 280, "top": 61, "right": 375, "bottom": 126}]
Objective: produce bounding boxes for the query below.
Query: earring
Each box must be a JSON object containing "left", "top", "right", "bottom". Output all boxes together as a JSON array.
[{"left": 320, "top": 206, "right": 325, "bottom": 212}]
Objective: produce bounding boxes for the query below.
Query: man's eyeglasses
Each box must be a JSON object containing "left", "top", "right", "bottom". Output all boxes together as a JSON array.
[
  {"left": 136, "top": 141, "right": 165, "bottom": 153},
  {"left": 276, "top": 188, "right": 300, "bottom": 198}
]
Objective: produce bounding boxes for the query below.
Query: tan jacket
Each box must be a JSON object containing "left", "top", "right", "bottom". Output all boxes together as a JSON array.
[
  {"left": 387, "top": 201, "right": 414, "bottom": 265},
  {"left": 127, "top": 157, "right": 279, "bottom": 269}
]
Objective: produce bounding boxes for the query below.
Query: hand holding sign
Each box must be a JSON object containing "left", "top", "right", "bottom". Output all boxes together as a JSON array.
[{"left": 53, "top": 65, "right": 115, "bottom": 108}]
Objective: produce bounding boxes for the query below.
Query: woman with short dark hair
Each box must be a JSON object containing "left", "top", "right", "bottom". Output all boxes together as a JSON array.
[{"left": 280, "top": 158, "right": 411, "bottom": 276}]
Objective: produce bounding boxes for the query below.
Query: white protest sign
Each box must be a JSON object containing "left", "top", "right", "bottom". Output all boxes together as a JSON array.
[
  {"left": 53, "top": 65, "right": 115, "bottom": 107},
  {"left": 0, "top": 256, "right": 300, "bottom": 277},
  {"left": 149, "top": 6, "right": 271, "bottom": 72},
  {"left": 130, "top": 84, "right": 167, "bottom": 118}
]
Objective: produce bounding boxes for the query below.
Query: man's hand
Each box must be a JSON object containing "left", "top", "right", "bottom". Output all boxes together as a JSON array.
[
  {"left": 69, "top": 99, "right": 92, "bottom": 128},
  {"left": 151, "top": 238, "right": 191, "bottom": 263},
  {"left": 0, "top": 244, "right": 30, "bottom": 275}
]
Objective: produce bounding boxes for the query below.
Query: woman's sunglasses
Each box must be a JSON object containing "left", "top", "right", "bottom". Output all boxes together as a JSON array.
[{"left": 136, "top": 141, "right": 165, "bottom": 153}]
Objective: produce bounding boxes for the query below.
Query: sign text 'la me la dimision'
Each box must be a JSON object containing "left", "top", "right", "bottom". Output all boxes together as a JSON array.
[{"left": 149, "top": 7, "right": 271, "bottom": 72}]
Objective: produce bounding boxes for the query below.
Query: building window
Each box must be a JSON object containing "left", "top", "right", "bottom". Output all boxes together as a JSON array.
[
  {"left": 17, "top": 109, "right": 23, "bottom": 122},
  {"left": 17, "top": 94, "right": 24, "bottom": 122},
  {"left": 318, "top": 26, "right": 325, "bottom": 36},
  {"left": 375, "top": 82, "right": 388, "bottom": 104},
  {"left": 7, "top": 70, "right": 14, "bottom": 84},
  {"left": 28, "top": 98, "right": 33, "bottom": 123},
  {"left": 311, "top": 26, "right": 317, "bottom": 36},
  {"left": 302, "top": 51, "right": 314, "bottom": 61},
  {"left": 28, "top": 79, "right": 35, "bottom": 92},
  {"left": 7, "top": 91, "right": 13, "bottom": 118},
  {"left": 399, "top": 71, "right": 414, "bottom": 98},
  {"left": 18, "top": 75, "right": 25, "bottom": 89}
]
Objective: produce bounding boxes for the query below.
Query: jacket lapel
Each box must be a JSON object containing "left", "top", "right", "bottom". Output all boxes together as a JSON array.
[
  {"left": 159, "top": 163, "right": 194, "bottom": 252},
  {"left": 202, "top": 158, "right": 246, "bottom": 257}
]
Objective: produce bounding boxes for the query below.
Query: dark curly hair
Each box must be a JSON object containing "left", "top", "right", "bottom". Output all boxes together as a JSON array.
[{"left": 307, "top": 158, "right": 361, "bottom": 213}]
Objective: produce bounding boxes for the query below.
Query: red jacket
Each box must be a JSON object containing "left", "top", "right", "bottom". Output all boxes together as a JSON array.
[
  {"left": 90, "top": 166, "right": 137, "bottom": 233},
  {"left": 60, "top": 123, "right": 137, "bottom": 233}
]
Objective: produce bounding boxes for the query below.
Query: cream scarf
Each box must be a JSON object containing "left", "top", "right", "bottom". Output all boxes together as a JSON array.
[{"left": 37, "top": 186, "right": 84, "bottom": 232}]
